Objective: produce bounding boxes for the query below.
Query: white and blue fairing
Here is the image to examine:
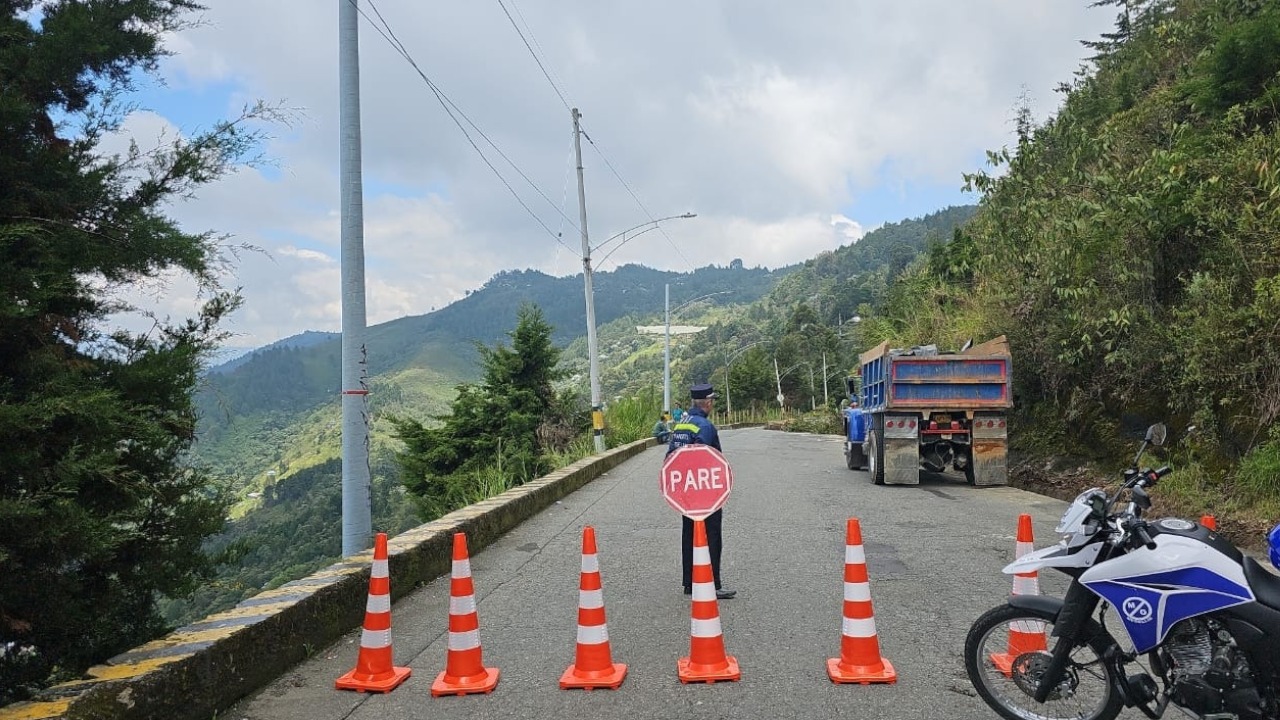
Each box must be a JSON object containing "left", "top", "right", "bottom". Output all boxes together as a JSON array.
[
  {"left": 1270, "top": 522, "right": 1280, "bottom": 570},
  {"left": 1080, "top": 534, "right": 1255, "bottom": 653}
]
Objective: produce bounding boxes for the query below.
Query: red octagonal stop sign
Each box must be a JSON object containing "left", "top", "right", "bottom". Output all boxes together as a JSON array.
[{"left": 660, "top": 445, "right": 733, "bottom": 520}]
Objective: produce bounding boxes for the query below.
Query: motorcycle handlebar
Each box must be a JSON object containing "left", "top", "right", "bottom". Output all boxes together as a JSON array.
[{"left": 1130, "top": 519, "right": 1158, "bottom": 550}]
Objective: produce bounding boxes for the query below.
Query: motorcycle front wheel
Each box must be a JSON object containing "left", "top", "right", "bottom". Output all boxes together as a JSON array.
[{"left": 964, "top": 604, "right": 1123, "bottom": 720}]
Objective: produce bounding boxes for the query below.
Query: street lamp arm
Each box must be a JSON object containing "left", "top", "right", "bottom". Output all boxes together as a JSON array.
[
  {"left": 592, "top": 213, "right": 697, "bottom": 253},
  {"left": 725, "top": 339, "right": 768, "bottom": 366},
  {"left": 597, "top": 225, "right": 660, "bottom": 266},
  {"left": 669, "top": 290, "right": 732, "bottom": 319}
]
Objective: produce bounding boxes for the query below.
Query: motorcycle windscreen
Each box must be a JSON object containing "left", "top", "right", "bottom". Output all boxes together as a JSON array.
[
  {"left": 1079, "top": 535, "right": 1255, "bottom": 653},
  {"left": 1056, "top": 487, "right": 1103, "bottom": 534}
]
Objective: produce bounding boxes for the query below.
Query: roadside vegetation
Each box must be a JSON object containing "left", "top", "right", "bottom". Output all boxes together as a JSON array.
[
  {"left": 0, "top": 0, "right": 277, "bottom": 701},
  {"left": 7, "top": 0, "right": 1280, "bottom": 706},
  {"left": 854, "top": 0, "right": 1280, "bottom": 545}
]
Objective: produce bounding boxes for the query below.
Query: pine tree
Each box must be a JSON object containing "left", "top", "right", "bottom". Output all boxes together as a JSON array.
[
  {"left": 1081, "top": 0, "right": 1173, "bottom": 60},
  {"left": 0, "top": 1, "right": 271, "bottom": 700},
  {"left": 392, "top": 304, "right": 569, "bottom": 517}
]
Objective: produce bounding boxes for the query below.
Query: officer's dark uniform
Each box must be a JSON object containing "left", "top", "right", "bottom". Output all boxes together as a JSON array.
[{"left": 667, "top": 383, "right": 734, "bottom": 599}]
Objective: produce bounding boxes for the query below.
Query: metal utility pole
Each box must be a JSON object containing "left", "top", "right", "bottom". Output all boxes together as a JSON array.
[
  {"left": 572, "top": 108, "right": 605, "bottom": 453},
  {"left": 663, "top": 283, "right": 671, "bottom": 416},
  {"left": 338, "top": 0, "right": 372, "bottom": 557},
  {"left": 774, "top": 356, "right": 785, "bottom": 410},
  {"left": 823, "top": 351, "right": 829, "bottom": 407},
  {"left": 809, "top": 364, "right": 816, "bottom": 409}
]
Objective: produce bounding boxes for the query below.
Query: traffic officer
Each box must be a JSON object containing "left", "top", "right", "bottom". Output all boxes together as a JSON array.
[{"left": 667, "top": 382, "right": 736, "bottom": 599}]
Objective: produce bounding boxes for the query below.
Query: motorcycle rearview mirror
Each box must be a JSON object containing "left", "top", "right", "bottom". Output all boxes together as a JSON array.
[
  {"left": 1133, "top": 423, "right": 1167, "bottom": 467},
  {"left": 1146, "top": 423, "right": 1168, "bottom": 447}
]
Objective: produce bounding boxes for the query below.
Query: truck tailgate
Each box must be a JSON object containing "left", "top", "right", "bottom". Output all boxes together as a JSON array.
[{"left": 887, "top": 356, "right": 1010, "bottom": 409}]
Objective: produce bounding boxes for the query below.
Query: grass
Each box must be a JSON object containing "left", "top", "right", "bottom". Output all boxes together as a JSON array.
[
  {"left": 1017, "top": 442, "right": 1279, "bottom": 555},
  {"left": 543, "top": 435, "right": 595, "bottom": 468},
  {"left": 780, "top": 409, "right": 844, "bottom": 435},
  {"left": 1150, "top": 446, "right": 1280, "bottom": 552},
  {"left": 604, "top": 388, "right": 664, "bottom": 447}
]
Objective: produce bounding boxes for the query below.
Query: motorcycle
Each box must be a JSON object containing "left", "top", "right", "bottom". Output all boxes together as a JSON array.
[{"left": 964, "top": 423, "right": 1280, "bottom": 720}]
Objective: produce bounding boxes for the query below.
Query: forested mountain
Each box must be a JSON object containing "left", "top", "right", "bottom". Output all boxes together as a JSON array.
[
  {"left": 194, "top": 262, "right": 783, "bottom": 476},
  {"left": 764, "top": 206, "right": 978, "bottom": 323},
  {"left": 560, "top": 206, "right": 979, "bottom": 412},
  {"left": 172, "top": 260, "right": 787, "bottom": 623},
  {"left": 176, "top": 210, "right": 975, "bottom": 627},
  {"left": 208, "top": 330, "right": 338, "bottom": 375}
]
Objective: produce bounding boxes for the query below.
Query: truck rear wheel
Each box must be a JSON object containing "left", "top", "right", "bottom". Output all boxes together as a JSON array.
[{"left": 867, "top": 430, "right": 885, "bottom": 485}]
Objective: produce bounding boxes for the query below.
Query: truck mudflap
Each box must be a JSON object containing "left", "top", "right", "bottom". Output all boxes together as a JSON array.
[
  {"left": 970, "top": 413, "right": 1008, "bottom": 486},
  {"left": 882, "top": 415, "right": 920, "bottom": 485}
]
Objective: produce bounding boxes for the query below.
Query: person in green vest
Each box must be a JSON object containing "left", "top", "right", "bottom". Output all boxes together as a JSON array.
[{"left": 652, "top": 412, "right": 671, "bottom": 443}]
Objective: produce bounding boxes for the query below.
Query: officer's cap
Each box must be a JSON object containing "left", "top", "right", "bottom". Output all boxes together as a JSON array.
[{"left": 690, "top": 383, "right": 717, "bottom": 400}]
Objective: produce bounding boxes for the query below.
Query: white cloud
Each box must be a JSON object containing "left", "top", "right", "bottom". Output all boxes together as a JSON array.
[
  {"left": 831, "top": 215, "right": 868, "bottom": 242},
  {"left": 276, "top": 246, "right": 335, "bottom": 264},
  {"left": 159, "top": 30, "right": 233, "bottom": 87},
  {"left": 110, "top": 0, "right": 1116, "bottom": 347}
]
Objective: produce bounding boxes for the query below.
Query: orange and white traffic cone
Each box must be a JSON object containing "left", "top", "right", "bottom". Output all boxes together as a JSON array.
[
  {"left": 827, "top": 518, "right": 896, "bottom": 684},
  {"left": 677, "top": 519, "right": 740, "bottom": 683},
  {"left": 335, "top": 532, "right": 412, "bottom": 693},
  {"left": 1201, "top": 515, "right": 1217, "bottom": 531},
  {"left": 431, "top": 532, "right": 500, "bottom": 697},
  {"left": 990, "top": 514, "right": 1047, "bottom": 676},
  {"left": 560, "top": 526, "right": 627, "bottom": 690}
]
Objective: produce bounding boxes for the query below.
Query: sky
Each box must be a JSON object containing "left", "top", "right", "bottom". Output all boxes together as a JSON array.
[{"left": 102, "top": 1, "right": 1117, "bottom": 349}]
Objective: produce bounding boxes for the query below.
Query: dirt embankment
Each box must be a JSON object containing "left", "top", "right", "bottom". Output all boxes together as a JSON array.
[{"left": 1008, "top": 453, "right": 1273, "bottom": 557}]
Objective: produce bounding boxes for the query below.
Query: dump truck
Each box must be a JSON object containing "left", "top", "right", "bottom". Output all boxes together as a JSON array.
[{"left": 842, "top": 336, "right": 1012, "bottom": 485}]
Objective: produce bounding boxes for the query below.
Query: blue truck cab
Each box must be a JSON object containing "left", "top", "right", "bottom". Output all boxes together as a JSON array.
[{"left": 841, "top": 377, "right": 870, "bottom": 470}]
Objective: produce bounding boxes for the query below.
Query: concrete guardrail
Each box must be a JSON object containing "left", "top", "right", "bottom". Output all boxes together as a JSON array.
[{"left": 0, "top": 436, "right": 664, "bottom": 720}]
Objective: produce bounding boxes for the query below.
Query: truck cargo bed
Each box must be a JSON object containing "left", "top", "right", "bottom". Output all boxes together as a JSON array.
[{"left": 859, "top": 336, "right": 1011, "bottom": 413}]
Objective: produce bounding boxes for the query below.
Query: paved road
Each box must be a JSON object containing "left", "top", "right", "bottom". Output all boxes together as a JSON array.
[{"left": 229, "top": 428, "right": 1125, "bottom": 720}]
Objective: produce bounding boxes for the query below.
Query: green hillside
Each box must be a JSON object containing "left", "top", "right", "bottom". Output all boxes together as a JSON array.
[
  {"left": 860, "top": 0, "right": 1280, "bottom": 532},
  {"left": 562, "top": 207, "right": 980, "bottom": 411},
  {"left": 194, "top": 262, "right": 786, "bottom": 483}
]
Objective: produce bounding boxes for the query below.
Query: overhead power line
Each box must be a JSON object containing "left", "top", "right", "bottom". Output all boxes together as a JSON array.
[
  {"left": 580, "top": 126, "right": 696, "bottom": 271},
  {"left": 495, "top": 0, "right": 572, "bottom": 111},
  {"left": 486, "top": 0, "right": 694, "bottom": 274},
  {"left": 351, "top": 0, "right": 579, "bottom": 252}
]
